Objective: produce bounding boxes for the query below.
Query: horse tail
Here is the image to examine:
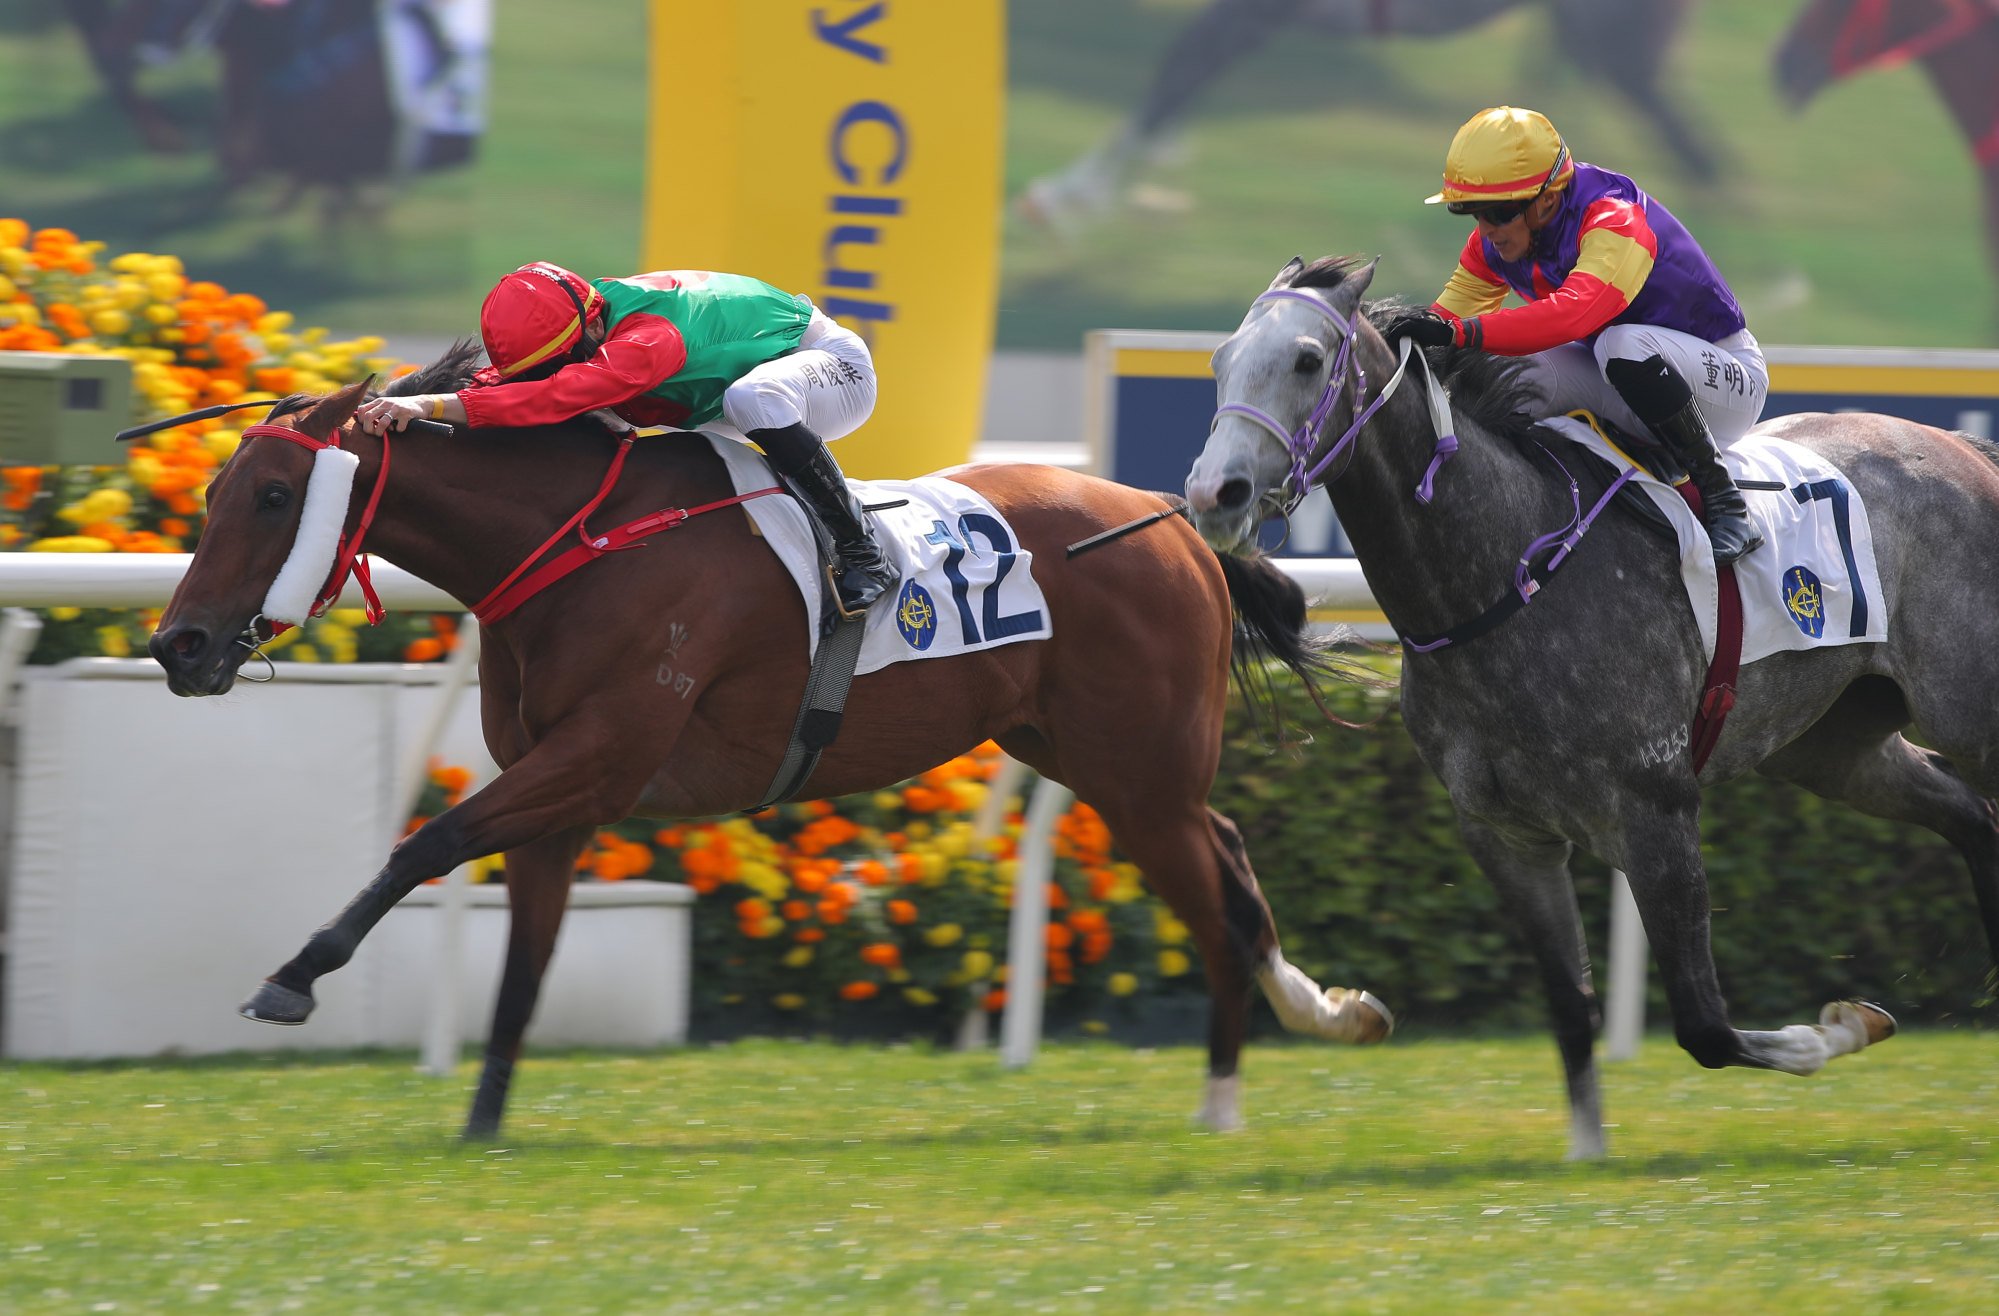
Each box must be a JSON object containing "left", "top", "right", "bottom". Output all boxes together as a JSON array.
[{"left": 1215, "top": 551, "right": 1379, "bottom": 737}]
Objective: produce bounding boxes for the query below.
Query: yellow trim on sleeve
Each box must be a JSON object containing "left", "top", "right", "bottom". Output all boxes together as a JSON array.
[
  {"left": 1572, "top": 228, "right": 1654, "bottom": 305},
  {"left": 1434, "top": 265, "right": 1509, "bottom": 320}
]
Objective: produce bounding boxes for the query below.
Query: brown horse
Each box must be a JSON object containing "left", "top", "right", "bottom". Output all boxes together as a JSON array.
[
  {"left": 1775, "top": 0, "right": 1999, "bottom": 332},
  {"left": 147, "top": 358, "right": 1391, "bottom": 1139}
]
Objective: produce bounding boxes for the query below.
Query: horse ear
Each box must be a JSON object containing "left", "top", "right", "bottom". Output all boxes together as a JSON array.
[
  {"left": 1267, "top": 256, "right": 1305, "bottom": 291},
  {"left": 296, "top": 378, "right": 374, "bottom": 440},
  {"left": 1340, "top": 258, "right": 1380, "bottom": 304}
]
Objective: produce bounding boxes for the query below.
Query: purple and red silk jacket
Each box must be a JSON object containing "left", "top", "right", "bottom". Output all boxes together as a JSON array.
[{"left": 1431, "top": 161, "right": 1746, "bottom": 356}]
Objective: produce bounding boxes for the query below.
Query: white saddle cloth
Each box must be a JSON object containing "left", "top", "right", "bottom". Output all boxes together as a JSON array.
[
  {"left": 706, "top": 436, "right": 1054, "bottom": 676},
  {"left": 1540, "top": 416, "right": 1889, "bottom": 665}
]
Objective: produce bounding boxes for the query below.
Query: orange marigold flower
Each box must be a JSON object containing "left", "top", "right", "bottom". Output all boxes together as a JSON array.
[
  {"left": 654, "top": 827, "right": 685, "bottom": 849},
  {"left": 854, "top": 859, "right": 890, "bottom": 887},
  {"left": 982, "top": 988, "right": 1008, "bottom": 1012},
  {"left": 734, "top": 898, "right": 771, "bottom": 922},
  {"left": 816, "top": 899, "right": 849, "bottom": 925},
  {"left": 859, "top": 942, "right": 901, "bottom": 969},
  {"left": 886, "top": 899, "right": 918, "bottom": 925},
  {"left": 1045, "top": 923, "right": 1074, "bottom": 951},
  {"left": 898, "top": 853, "right": 924, "bottom": 884},
  {"left": 794, "top": 927, "right": 825, "bottom": 943},
  {"left": 839, "top": 981, "right": 879, "bottom": 1001},
  {"left": 781, "top": 899, "right": 812, "bottom": 921},
  {"left": 405, "top": 637, "right": 445, "bottom": 662}
]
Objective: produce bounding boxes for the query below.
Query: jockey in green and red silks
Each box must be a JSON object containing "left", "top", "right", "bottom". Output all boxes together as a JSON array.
[
  {"left": 1395, "top": 107, "right": 1767, "bottom": 565},
  {"left": 355, "top": 263, "right": 899, "bottom": 615}
]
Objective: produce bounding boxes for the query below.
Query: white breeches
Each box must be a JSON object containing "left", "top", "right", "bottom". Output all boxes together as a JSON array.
[
  {"left": 1517, "top": 323, "right": 1769, "bottom": 448},
  {"left": 708, "top": 308, "right": 879, "bottom": 443}
]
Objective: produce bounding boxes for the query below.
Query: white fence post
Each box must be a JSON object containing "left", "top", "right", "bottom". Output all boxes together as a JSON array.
[
  {"left": 1604, "top": 869, "right": 1648, "bottom": 1060},
  {"left": 998, "top": 776, "right": 1073, "bottom": 1070}
]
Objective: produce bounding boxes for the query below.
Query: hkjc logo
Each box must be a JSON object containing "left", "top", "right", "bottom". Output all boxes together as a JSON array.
[
  {"left": 896, "top": 579, "right": 937, "bottom": 650},
  {"left": 1783, "top": 565, "right": 1825, "bottom": 638}
]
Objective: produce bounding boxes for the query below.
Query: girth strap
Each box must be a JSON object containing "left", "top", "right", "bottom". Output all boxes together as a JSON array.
[{"left": 752, "top": 609, "right": 869, "bottom": 810}]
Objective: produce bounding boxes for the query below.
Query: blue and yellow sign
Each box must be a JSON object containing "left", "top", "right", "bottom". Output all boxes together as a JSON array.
[
  {"left": 643, "top": 2, "right": 1005, "bottom": 480},
  {"left": 1088, "top": 334, "right": 1999, "bottom": 561}
]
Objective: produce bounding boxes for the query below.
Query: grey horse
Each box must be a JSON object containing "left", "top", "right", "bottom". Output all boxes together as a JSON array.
[{"left": 1185, "top": 255, "right": 1999, "bottom": 1159}]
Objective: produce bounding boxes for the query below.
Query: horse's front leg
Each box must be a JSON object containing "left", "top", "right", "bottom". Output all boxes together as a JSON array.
[
  {"left": 1458, "top": 817, "right": 1605, "bottom": 1160},
  {"left": 463, "top": 827, "right": 592, "bottom": 1140},
  {"left": 240, "top": 724, "right": 651, "bottom": 1026}
]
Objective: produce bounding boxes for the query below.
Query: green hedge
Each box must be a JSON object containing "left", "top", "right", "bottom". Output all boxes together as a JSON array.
[{"left": 1216, "top": 660, "right": 1997, "bottom": 1032}]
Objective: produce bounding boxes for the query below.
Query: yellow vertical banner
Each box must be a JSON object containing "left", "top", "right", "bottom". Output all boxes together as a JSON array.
[{"left": 643, "top": 2, "right": 1005, "bottom": 479}]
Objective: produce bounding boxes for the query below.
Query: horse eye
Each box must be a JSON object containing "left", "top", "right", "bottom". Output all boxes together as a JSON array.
[
  {"left": 1294, "top": 349, "right": 1324, "bottom": 375},
  {"left": 261, "top": 485, "right": 290, "bottom": 510}
]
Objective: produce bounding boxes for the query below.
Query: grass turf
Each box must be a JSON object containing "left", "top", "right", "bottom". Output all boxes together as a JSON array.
[{"left": 4, "top": 1032, "right": 1994, "bottom": 1312}]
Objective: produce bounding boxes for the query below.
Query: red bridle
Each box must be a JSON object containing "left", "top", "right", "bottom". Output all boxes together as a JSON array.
[
  {"left": 237, "top": 418, "right": 782, "bottom": 633},
  {"left": 240, "top": 420, "right": 390, "bottom": 630}
]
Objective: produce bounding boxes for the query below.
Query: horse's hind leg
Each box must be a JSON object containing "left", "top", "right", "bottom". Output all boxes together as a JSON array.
[
  {"left": 1458, "top": 818, "right": 1606, "bottom": 1160},
  {"left": 1210, "top": 808, "right": 1393, "bottom": 1048},
  {"left": 1615, "top": 792, "right": 1895, "bottom": 1083},
  {"left": 1762, "top": 704, "right": 1999, "bottom": 980},
  {"left": 464, "top": 827, "right": 592, "bottom": 1140}
]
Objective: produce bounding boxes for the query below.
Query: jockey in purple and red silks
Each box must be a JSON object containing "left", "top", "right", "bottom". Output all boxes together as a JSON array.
[
  {"left": 1395, "top": 106, "right": 1767, "bottom": 564},
  {"left": 356, "top": 263, "right": 899, "bottom": 615}
]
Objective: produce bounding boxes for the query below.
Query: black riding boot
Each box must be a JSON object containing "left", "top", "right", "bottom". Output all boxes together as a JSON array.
[
  {"left": 751, "top": 422, "right": 899, "bottom": 616},
  {"left": 1605, "top": 353, "right": 1763, "bottom": 566}
]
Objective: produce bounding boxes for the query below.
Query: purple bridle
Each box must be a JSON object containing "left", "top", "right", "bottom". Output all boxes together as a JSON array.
[{"left": 1211, "top": 288, "right": 1457, "bottom": 514}]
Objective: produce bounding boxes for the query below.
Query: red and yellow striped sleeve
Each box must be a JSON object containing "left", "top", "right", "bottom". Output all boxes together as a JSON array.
[
  {"left": 1432, "top": 230, "right": 1510, "bottom": 320},
  {"left": 1465, "top": 198, "right": 1659, "bottom": 356}
]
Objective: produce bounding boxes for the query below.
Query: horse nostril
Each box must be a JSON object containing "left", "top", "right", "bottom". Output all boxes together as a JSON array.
[
  {"left": 162, "top": 627, "right": 208, "bottom": 662},
  {"left": 1217, "top": 478, "right": 1253, "bottom": 512}
]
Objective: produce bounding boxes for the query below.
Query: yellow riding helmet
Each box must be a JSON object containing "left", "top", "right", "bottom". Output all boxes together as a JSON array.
[{"left": 1423, "top": 107, "right": 1574, "bottom": 207}]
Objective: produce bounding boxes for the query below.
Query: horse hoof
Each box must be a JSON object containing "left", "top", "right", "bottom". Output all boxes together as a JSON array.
[
  {"left": 240, "top": 979, "right": 314, "bottom": 1026},
  {"left": 1329, "top": 987, "right": 1395, "bottom": 1044},
  {"left": 1821, "top": 999, "right": 1896, "bottom": 1048}
]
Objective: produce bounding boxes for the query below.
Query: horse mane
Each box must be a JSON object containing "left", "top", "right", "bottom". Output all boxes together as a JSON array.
[
  {"left": 1364, "top": 299, "right": 1545, "bottom": 451},
  {"left": 381, "top": 339, "right": 484, "bottom": 397},
  {"left": 1282, "top": 256, "right": 1546, "bottom": 449}
]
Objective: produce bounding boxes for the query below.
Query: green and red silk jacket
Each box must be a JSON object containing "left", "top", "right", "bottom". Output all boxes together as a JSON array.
[
  {"left": 1431, "top": 162, "right": 1746, "bottom": 356},
  {"left": 458, "top": 271, "right": 814, "bottom": 429}
]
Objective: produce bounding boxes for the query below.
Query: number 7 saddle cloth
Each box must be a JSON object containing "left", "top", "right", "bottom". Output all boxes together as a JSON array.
[
  {"left": 703, "top": 434, "right": 1054, "bottom": 675},
  {"left": 1541, "top": 415, "right": 1889, "bottom": 665}
]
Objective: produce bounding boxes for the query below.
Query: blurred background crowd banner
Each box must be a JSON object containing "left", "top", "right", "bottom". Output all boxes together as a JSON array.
[{"left": 7, "top": 2, "right": 1998, "bottom": 378}]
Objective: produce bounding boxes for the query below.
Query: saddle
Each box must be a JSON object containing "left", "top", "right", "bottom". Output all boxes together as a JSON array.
[{"left": 1543, "top": 410, "right": 1684, "bottom": 545}]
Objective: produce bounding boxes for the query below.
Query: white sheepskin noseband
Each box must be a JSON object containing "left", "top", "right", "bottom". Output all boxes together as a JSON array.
[{"left": 260, "top": 445, "right": 360, "bottom": 626}]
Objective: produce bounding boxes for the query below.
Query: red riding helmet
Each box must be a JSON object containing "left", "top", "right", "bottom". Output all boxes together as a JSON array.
[{"left": 479, "top": 262, "right": 604, "bottom": 378}]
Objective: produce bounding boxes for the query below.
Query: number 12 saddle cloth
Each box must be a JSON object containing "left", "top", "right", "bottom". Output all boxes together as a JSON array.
[{"left": 704, "top": 435, "right": 1054, "bottom": 675}]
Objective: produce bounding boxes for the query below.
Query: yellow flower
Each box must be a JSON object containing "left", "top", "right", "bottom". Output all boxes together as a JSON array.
[
  {"left": 204, "top": 431, "right": 241, "bottom": 463},
  {"left": 1081, "top": 1020, "right": 1110, "bottom": 1035},
  {"left": 328, "top": 608, "right": 369, "bottom": 626},
  {"left": 1158, "top": 949, "right": 1191, "bottom": 977},
  {"left": 872, "top": 791, "right": 901, "bottom": 812},
  {"left": 772, "top": 993, "right": 806, "bottom": 1011},
  {"left": 902, "top": 987, "right": 938, "bottom": 1006},
  {"left": 924, "top": 922, "right": 963, "bottom": 948},
  {"left": 291, "top": 645, "right": 320, "bottom": 662},
  {"left": 783, "top": 945, "right": 814, "bottom": 968},
  {"left": 1155, "top": 909, "right": 1191, "bottom": 946},
  {"left": 28, "top": 536, "right": 114, "bottom": 552},
  {"left": 1108, "top": 972, "right": 1139, "bottom": 997},
  {"left": 960, "top": 950, "right": 994, "bottom": 980},
  {"left": 95, "top": 625, "right": 131, "bottom": 657},
  {"left": 48, "top": 606, "right": 80, "bottom": 621}
]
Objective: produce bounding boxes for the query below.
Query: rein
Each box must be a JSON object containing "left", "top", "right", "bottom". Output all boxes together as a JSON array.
[
  {"left": 232, "top": 415, "right": 783, "bottom": 639},
  {"left": 1211, "top": 286, "right": 1625, "bottom": 653}
]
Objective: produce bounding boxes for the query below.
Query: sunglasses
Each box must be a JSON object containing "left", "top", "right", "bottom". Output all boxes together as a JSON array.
[{"left": 1448, "top": 200, "right": 1527, "bottom": 225}]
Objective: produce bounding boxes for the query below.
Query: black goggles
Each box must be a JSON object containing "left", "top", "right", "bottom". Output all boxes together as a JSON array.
[{"left": 1448, "top": 199, "right": 1527, "bottom": 225}]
